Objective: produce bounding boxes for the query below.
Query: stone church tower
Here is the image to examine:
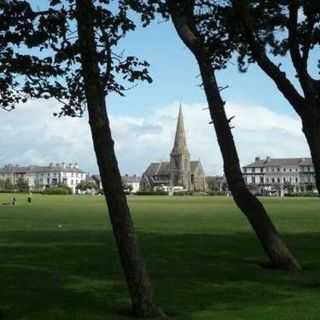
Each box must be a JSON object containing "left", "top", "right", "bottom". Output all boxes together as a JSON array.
[{"left": 169, "top": 106, "right": 192, "bottom": 189}]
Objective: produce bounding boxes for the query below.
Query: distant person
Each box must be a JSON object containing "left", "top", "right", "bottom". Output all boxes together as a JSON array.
[
  {"left": 12, "top": 197, "right": 16, "bottom": 206},
  {"left": 27, "top": 192, "right": 32, "bottom": 204}
]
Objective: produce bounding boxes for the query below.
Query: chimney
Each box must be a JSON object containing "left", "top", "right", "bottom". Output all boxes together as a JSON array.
[
  {"left": 255, "top": 157, "right": 260, "bottom": 162},
  {"left": 265, "top": 156, "right": 271, "bottom": 162}
]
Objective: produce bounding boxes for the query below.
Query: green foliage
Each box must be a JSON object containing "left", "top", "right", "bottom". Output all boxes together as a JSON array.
[
  {"left": 0, "top": 178, "right": 30, "bottom": 193},
  {"left": 16, "top": 177, "right": 29, "bottom": 193},
  {"left": 0, "top": 179, "right": 5, "bottom": 190},
  {"left": 0, "top": 0, "right": 156, "bottom": 117},
  {"left": 43, "top": 185, "right": 72, "bottom": 195},
  {"left": 285, "top": 192, "right": 318, "bottom": 198},
  {"left": 173, "top": 190, "right": 193, "bottom": 196},
  {"left": 207, "top": 190, "right": 226, "bottom": 196},
  {"left": 76, "top": 180, "right": 97, "bottom": 191},
  {"left": 135, "top": 191, "right": 168, "bottom": 195},
  {"left": 0, "top": 0, "right": 64, "bottom": 110},
  {"left": 4, "top": 178, "right": 14, "bottom": 191}
]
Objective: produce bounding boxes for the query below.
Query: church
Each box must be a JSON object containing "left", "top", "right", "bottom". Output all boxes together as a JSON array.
[{"left": 140, "top": 106, "right": 207, "bottom": 192}]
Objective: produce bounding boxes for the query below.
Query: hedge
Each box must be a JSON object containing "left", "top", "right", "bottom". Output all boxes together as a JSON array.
[
  {"left": 135, "top": 191, "right": 168, "bottom": 196},
  {"left": 42, "top": 186, "right": 72, "bottom": 195}
]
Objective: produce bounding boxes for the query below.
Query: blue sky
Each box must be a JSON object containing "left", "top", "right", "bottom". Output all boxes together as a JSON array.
[
  {"left": 108, "top": 19, "right": 293, "bottom": 117},
  {"left": 0, "top": 1, "right": 316, "bottom": 176}
]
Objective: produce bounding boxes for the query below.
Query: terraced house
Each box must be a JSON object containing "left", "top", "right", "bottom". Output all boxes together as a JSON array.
[
  {"left": 0, "top": 163, "right": 87, "bottom": 193},
  {"left": 243, "top": 157, "right": 316, "bottom": 195}
]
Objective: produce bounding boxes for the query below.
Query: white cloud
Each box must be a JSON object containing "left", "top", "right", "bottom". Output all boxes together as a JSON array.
[{"left": 0, "top": 99, "right": 310, "bottom": 176}]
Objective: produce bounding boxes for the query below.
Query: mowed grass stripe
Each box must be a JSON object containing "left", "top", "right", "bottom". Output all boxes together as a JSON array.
[{"left": 0, "top": 194, "right": 319, "bottom": 319}]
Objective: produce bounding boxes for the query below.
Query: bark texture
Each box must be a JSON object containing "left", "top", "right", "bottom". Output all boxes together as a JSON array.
[
  {"left": 302, "top": 113, "right": 320, "bottom": 194},
  {"left": 75, "top": 0, "right": 165, "bottom": 317},
  {"left": 168, "top": 0, "right": 301, "bottom": 271}
]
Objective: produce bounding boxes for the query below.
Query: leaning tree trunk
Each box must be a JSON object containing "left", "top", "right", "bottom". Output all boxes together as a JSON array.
[
  {"left": 168, "top": 0, "right": 301, "bottom": 271},
  {"left": 302, "top": 110, "right": 320, "bottom": 194},
  {"left": 75, "top": 0, "right": 165, "bottom": 317},
  {"left": 197, "top": 57, "right": 301, "bottom": 271}
]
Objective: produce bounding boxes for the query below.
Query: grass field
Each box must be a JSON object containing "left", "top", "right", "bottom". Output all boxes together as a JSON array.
[{"left": 0, "top": 194, "right": 319, "bottom": 320}]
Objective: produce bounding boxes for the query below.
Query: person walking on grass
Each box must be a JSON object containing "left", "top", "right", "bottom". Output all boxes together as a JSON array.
[{"left": 27, "top": 192, "right": 32, "bottom": 204}]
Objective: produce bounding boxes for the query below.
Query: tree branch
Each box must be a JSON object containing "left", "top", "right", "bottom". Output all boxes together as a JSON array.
[
  {"left": 288, "top": 1, "right": 312, "bottom": 96},
  {"left": 233, "top": 0, "right": 305, "bottom": 115}
]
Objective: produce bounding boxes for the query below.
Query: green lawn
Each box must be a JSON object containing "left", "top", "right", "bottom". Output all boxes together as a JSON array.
[{"left": 0, "top": 194, "right": 319, "bottom": 320}]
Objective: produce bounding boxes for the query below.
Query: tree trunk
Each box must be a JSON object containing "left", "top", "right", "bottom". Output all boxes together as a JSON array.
[
  {"left": 75, "top": 0, "right": 165, "bottom": 317},
  {"left": 168, "top": 0, "right": 301, "bottom": 271},
  {"left": 302, "top": 111, "right": 320, "bottom": 194},
  {"left": 197, "top": 57, "right": 301, "bottom": 271}
]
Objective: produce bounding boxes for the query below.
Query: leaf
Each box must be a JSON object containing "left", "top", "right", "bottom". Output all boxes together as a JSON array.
[{"left": 50, "top": 0, "right": 61, "bottom": 6}]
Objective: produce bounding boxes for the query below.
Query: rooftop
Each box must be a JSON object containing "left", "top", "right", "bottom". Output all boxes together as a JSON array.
[
  {"left": 0, "top": 163, "right": 84, "bottom": 174},
  {"left": 244, "top": 157, "right": 313, "bottom": 168}
]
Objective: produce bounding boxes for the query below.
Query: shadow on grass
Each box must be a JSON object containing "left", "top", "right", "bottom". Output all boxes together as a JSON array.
[{"left": 0, "top": 230, "right": 320, "bottom": 319}]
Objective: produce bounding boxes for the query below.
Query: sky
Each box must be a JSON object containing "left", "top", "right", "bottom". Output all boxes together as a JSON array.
[{"left": 0, "top": 1, "right": 315, "bottom": 176}]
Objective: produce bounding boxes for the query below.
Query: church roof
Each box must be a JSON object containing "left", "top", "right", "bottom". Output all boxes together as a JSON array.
[
  {"left": 143, "top": 160, "right": 202, "bottom": 177},
  {"left": 144, "top": 162, "right": 170, "bottom": 176}
]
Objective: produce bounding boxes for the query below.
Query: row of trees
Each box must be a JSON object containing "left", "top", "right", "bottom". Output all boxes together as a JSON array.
[
  {"left": 0, "top": 178, "right": 29, "bottom": 193},
  {"left": 1, "top": 0, "right": 319, "bottom": 317}
]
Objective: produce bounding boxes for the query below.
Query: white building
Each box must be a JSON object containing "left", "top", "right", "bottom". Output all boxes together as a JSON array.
[
  {"left": 91, "top": 174, "right": 141, "bottom": 194},
  {"left": 243, "top": 157, "right": 316, "bottom": 195},
  {"left": 0, "top": 163, "right": 87, "bottom": 194},
  {"left": 122, "top": 175, "right": 141, "bottom": 193}
]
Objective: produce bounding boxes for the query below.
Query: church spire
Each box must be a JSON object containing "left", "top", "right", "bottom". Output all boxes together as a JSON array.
[{"left": 171, "top": 105, "right": 189, "bottom": 156}]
